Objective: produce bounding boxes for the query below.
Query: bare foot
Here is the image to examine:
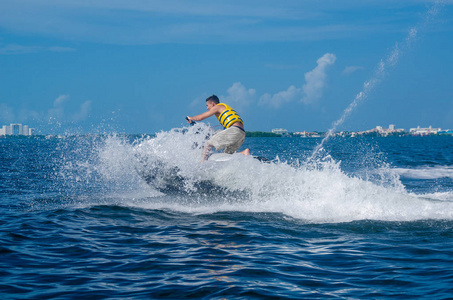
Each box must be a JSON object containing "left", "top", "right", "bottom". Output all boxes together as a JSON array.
[{"left": 239, "top": 148, "right": 250, "bottom": 155}]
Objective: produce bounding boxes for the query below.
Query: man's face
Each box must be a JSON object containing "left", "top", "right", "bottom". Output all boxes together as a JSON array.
[{"left": 206, "top": 101, "right": 216, "bottom": 110}]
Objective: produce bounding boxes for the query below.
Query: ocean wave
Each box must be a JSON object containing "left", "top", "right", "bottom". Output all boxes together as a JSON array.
[
  {"left": 394, "top": 166, "right": 453, "bottom": 179},
  {"left": 54, "top": 125, "right": 453, "bottom": 224}
]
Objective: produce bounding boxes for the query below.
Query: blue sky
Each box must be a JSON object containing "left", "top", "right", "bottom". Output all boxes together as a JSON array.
[{"left": 0, "top": 0, "right": 452, "bottom": 134}]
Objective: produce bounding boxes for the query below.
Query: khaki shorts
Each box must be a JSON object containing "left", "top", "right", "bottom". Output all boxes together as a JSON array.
[{"left": 208, "top": 126, "right": 245, "bottom": 154}]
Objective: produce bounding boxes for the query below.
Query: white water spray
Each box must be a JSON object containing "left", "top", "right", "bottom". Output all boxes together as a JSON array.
[
  {"left": 77, "top": 126, "right": 453, "bottom": 223},
  {"left": 310, "top": 1, "right": 443, "bottom": 160}
]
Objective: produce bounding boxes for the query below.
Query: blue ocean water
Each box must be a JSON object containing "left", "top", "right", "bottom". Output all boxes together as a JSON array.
[{"left": 1, "top": 126, "right": 453, "bottom": 299}]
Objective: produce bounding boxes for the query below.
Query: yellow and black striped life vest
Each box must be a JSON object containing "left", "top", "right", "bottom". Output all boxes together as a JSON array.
[{"left": 216, "top": 103, "right": 244, "bottom": 129}]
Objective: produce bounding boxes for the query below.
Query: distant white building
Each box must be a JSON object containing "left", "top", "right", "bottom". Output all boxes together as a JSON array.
[
  {"left": 358, "top": 124, "right": 405, "bottom": 136},
  {"left": 0, "top": 123, "right": 35, "bottom": 136},
  {"left": 409, "top": 126, "right": 441, "bottom": 136},
  {"left": 272, "top": 128, "right": 289, "bottom": 136}
]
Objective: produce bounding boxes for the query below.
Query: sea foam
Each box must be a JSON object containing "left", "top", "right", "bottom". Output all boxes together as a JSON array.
[{"left": 84, "top": 125, "right": 453, "bottom": 223}]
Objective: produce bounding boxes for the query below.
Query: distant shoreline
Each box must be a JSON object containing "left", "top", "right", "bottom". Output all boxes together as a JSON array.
[
  {"left": 246, "top": 131, "right": 453, "bottom": 138},
  {"left": 1, "top": 132, "right": 452, "bottom": 138}
]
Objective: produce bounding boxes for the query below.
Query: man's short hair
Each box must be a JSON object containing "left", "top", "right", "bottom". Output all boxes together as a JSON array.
[{"left": 206, "top": 95, "right": 220, "bottom": 104}]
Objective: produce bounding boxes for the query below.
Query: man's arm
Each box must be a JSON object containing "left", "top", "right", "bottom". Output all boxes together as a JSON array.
[{"left": 188, "top": 105, "right": 222, "bottom": 122}]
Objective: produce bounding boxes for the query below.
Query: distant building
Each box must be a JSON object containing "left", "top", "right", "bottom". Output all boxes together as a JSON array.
[
  {"left": 360, "top": 124, "right": 405, "bottom": 136},
  {"left": 272, "top": 128, "right": 289, "bottom": 136},
  {"left": 293, "top": 131, "right": 322, "bottom": 138},
  {"left": 0, "top": 123, "right": 35, "bottom": 136},
  {"left": 409, "top": 126, "right": 441, "bottom": 136}
]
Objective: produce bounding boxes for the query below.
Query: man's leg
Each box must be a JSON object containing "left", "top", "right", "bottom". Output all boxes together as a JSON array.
[{"left": 201, "top": 143, "right": 214, "bottom": 161}]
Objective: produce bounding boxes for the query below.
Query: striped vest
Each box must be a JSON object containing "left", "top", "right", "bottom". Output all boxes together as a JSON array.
[{"left": 216, "top": 103, "right": 244, "bottom": 129}]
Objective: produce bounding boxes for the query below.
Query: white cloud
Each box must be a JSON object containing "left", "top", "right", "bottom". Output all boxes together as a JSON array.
[
  {"left": 53, "top": 94, "right": 70, "bottom": 106},
  {"left": 72, "top": 100, "right": 92, "bottom": 121},
  {"left": 18, "top": 108, "right": 42, "bottom": 121},
  {"left": 0, "top": 1, "right": 412, "bottom": 45},
  {"left": 189, "top": 96, "right": 205, "bottom": 109},
  {"left": 0, "top": 44, "right": 76, "bottom": 55},
  {"left": 47, "top": 46, "right": 76, "bottom": 53},
  {"left": 223, "top": 82, "right": 256, "bottom": 108},
  {"left": 259, "top": 85, "right": 301, "bottom": 108},
  {"left": 1, "top": 95, "right": 91, "bottom": 126},
  {"left": 199, "top": 53, "right": 336, "bottom": 110},
  {"left": 0, "top": 103, "right": 15, "bottom": 123},
  {"left": 0, "top": 44, "right": 40, "bottom": 55},
  {"left": 259, "top": 53, "right": 336, "bottom": 108},
  {"left": 48, "top": 94, "right": 69, "bottom": 119},
  {"left": 192, "top": 82, "right": 256, "bottom": 110},
  {"left": 48, "top": 95, "right": 91, "bottom": 122},
  {"left": 342, "top": 65, "right": 365, "bottom": 75},
  {"left": 302, "top": 53, "right": 336, "bottom": 104},
  {"left": 1, "top": 103, "right": 43, "bottom": 124}
]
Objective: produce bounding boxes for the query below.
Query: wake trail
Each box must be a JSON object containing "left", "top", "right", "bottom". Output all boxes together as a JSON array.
[{"left": 309, "top": 0, "right": 444, "bottom": 162}]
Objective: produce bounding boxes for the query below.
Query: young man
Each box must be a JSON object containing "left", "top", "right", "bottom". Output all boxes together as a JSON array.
[{"left": 187, "top": 95, "right": 250, "bottom": 161}]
